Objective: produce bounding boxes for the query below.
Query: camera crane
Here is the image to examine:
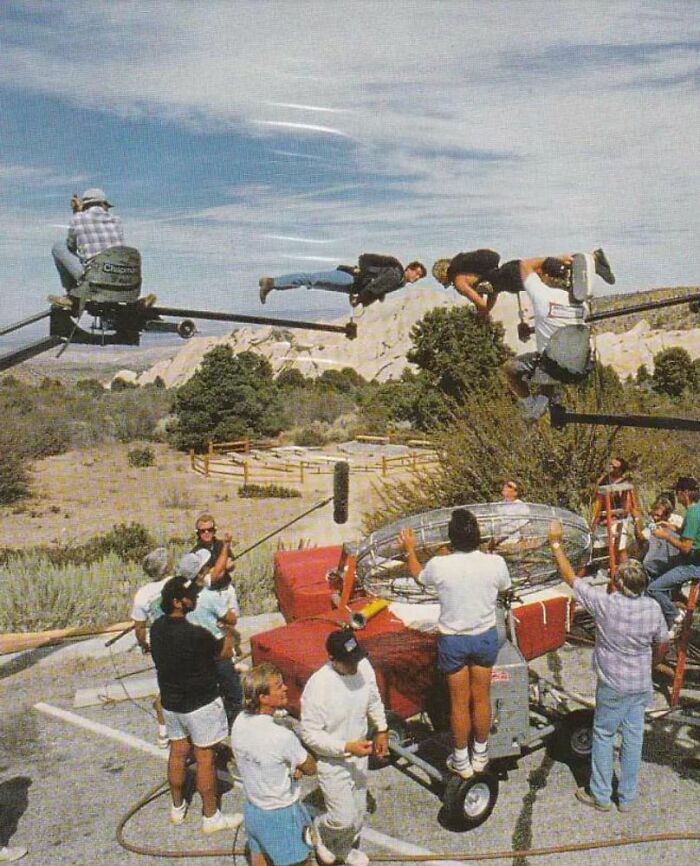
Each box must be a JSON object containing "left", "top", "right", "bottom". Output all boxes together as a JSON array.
[{"left": 0, "top": 246, "right": 357, "bottom": 373}]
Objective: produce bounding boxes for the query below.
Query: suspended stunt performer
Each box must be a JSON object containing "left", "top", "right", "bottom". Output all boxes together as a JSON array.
[
  {"left": 433, "top": 247, "right": 615, "bottom": 419},
  {"left": 258, "top": 254, "right": 426, "bottom": 307},
  {"left": 499, "top": 250, "right": 615, "bottom": 420}
]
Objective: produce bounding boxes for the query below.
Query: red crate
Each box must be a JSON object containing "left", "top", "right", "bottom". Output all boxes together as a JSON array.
[{"left": 273, "top": 546, "right": 342, "bottom": 622}]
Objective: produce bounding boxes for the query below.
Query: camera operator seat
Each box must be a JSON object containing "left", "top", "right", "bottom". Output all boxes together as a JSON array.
[{"left": 70, "top": 246, "right": 142, "bottom": 306}]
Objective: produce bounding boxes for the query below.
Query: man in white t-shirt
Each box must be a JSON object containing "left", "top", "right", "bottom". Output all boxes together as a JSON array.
[
  {"left": 500, "top": 251, "right": 615, "bottom": 420},
  {"left": 231, "top": 664, "right": 316, "bottom": 866},
  {"left": 300, "top": 631, "right": 388, "bottom": 866},
  {"left": 401, "top": 508, "right": 511, "bottom": 778},
  {"left": 130, "top": 547, "right": 173, "bottom": 748}
]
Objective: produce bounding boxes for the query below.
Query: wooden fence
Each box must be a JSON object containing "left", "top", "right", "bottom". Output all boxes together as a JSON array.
[{"left": 189, "top": 437, "right": 439, "bottom": 484}]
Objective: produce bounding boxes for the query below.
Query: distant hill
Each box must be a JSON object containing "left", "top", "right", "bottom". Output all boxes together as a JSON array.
[{"left": 9, "top": 284, "right": 697, "bottom": 389}]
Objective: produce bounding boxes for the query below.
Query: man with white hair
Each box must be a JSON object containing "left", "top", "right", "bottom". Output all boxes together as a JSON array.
[
  {"left": 548, "top": 521, "right": 668, "bottom": 813},
  {"left": 50, "top": 187, "right": 125, "bottom": 307},
  {"left": 130, "top": 547, "right": 174, "bottom": 748}
]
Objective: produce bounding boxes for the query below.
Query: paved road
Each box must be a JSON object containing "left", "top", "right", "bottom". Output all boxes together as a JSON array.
[{"left": 1, "top": 630, "right": 698, "bottom": 865}]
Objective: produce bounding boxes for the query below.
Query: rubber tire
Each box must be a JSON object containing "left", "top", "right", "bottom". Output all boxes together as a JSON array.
[
  {"left": 442, "top": 771, "right": 499, "bottom": 831},
  {"left": 552, "top": 708, "right": 595, "bottom": 764}
]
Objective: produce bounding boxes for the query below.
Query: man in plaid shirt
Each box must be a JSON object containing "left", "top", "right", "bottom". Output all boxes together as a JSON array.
[
  {"left": 548, "top": 520, "right": 668, "bottom": 813},
  {"left": 50, "top": 187, "right": 125, "bottom": 304}
]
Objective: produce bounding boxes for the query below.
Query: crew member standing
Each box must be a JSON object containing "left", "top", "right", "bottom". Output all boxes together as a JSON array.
[
  {"left": 548, "top": 521, "right": 668, "bottom": 811},
  {"left": 300, "top": 630, "right": 388, "bottom": 866},
  {"left": 401, "top": 509, "right": 511, "bottom": 778},
  {"left": 150, "top": 575, "right": 243, "bottom": 834},
  {"left": 231, "top": 664, "right": 316, "bottom": 866}
]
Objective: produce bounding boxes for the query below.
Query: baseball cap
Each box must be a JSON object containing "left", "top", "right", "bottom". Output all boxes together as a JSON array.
[
  {"left": 81, "top": 187, "right": 112, "bottom": 207},
  {"left": 142, "top": 547, "right": 170, "bottom": 580},
  {"left": 326, "top": 629, "right": 366, "bottom": 663},
  {"left": 175, "top": 549, "right": 211, "bottom": 580}
]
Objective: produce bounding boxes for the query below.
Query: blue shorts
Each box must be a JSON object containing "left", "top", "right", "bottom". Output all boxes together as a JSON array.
[
  {"left": 437, "top": 628, "right": 499, "bottom": 673},
  {"left": 244, "top": 800, "right": 311, "bottom": 866}
]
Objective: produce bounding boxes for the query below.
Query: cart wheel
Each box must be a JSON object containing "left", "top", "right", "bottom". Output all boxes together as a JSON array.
[
  {"left": 552, "top": 709, "right": 594, "bottom": 764},
  {"left": 442, "top": 772, "right": 499, "bottom": 831}
]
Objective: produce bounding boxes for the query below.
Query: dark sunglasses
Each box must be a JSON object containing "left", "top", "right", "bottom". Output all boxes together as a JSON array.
[{"left": 197, "top": 526, "right": 216, "bottom": 535}]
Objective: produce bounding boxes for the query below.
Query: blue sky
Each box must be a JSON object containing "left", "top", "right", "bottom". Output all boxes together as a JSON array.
[{"left": 1, "top": 0, "right": 698, "bottom": 332}]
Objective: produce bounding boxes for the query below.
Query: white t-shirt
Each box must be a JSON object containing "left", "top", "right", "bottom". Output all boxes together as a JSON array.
[
  {"left": 419, "top": 550, "right": 511, "bottom": 635},
  {"left": 231, "top": 713, "right": 308, "bottom": 810},
  {"left": 130, "top": 578, "right": 169, "bottom": 622},
  {"left": 300, "top": 658, "right": 387, "bottom": 760},
  {"left": 523, "top": 272, "right": 586, "bottom": 353}
]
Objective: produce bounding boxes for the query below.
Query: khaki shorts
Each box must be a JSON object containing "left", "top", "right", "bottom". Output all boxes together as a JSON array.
[{"left": 163, "top": 696, "right": 228, "bottom": 748}]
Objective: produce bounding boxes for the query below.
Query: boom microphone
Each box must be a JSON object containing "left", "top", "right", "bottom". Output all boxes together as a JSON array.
[{"left": 333, "top": 461, "right": 350, "bottom": 525}]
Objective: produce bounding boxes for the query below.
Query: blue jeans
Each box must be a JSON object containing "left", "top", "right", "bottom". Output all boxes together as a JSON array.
[
  {"left": 646, "top": 562, "right": 700, "bottom": 627},
  {"left": 272, "top": 270, "right": 355, "bottom": 294},
  {"left": 590, "top": 680, "right": 649, "bottom": 807},
  {"left": 52, "top": 240, "right": 84, "bottom": 290}
]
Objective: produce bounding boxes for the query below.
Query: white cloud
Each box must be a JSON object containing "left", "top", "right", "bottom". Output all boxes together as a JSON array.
[{"left": 1, "top": 0, "right": 698, "bottom": 323}]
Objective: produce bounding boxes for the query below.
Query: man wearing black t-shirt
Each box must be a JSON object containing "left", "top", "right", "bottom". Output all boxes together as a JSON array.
[{"left": 150, "top": 576, "right": 243, "bottom": 835}]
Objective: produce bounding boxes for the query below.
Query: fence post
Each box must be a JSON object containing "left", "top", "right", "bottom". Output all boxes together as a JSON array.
[
  {"left": 243, "top": 462, "right": 249, "bottom": 487},
  {"left": 382, "top": 456, "right": 387, "bottom": 477},
  {"left": 300, "top": 461, "right": 305, "bottom": 484},
  {"left": 204, "top": 452, "right": 210, "bottom": 478}
]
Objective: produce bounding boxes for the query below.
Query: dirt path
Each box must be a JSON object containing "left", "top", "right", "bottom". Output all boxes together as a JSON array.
[{"left": 0, "top": 442, "right": 387, "bottom": 550}]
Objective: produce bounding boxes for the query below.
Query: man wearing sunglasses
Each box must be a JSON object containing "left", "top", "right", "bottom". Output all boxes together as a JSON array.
[{"left": 190, "top": 514, "right": 242, "bottom": 728}]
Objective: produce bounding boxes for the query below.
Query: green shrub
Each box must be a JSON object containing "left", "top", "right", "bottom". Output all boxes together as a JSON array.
[
  {"left": 239, "top": 483, "right": 302, "bottom": 499},
  {"left": 127, "top": 446, "right": 156, "bottom": 467},
  {"left": 294, "top": 427, "right": 326, "bottom": 447},
  {"left": 0, "top": 443, "right": 30, "bottom": 505},
  {"left": 233, "top": 542, "right": 278, "bottom": 614}
]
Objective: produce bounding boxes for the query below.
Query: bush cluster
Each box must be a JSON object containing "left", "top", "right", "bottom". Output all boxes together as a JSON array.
[
  {"left": 127, "top": 446, "right": 156, "bottom": 467},
  {"left": 238, "top": 484, "right": 302, "bottom": 499}
]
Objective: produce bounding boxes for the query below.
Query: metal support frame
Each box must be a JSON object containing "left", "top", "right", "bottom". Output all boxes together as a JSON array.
[
  {"left": 671, "top": 579, "right": 700, "bottom": 707},
  {"left": 550, "top": 403, "right": 700, "bottom": 433}
]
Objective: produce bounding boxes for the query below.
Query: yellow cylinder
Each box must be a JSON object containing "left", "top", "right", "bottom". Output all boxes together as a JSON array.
[{"left": 350, "top": 598, "right": 389, "bottom": 629}]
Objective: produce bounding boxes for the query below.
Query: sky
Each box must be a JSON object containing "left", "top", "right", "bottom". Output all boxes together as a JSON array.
[{"left": 1, "top": 0, "right": 698, "bottom": 336}]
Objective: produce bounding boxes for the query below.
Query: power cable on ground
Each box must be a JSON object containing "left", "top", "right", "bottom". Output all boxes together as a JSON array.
[{"left": 116, "top": 778, "right": 700, "bottom": 861}]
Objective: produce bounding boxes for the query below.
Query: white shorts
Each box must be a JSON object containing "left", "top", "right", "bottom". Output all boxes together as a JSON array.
[{"left": 163, "top": 696, "right": 228, "bottom": 748}]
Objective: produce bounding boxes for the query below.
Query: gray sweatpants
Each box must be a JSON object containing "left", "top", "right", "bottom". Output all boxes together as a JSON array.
[{"left": 316, "top": 756, "right": 368, "bottom": 860}]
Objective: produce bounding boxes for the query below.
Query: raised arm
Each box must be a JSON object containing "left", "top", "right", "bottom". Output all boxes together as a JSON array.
[{"left": 547, "top": 520, "right": 577, "bottom": 587}]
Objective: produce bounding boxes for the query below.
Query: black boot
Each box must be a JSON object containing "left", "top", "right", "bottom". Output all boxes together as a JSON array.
[{"left": 593, "top": 248, "right": 615, "bottom": 285}]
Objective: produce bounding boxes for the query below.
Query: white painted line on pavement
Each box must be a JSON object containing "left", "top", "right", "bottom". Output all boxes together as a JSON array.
[
  {"left": 34, "top": 701, "right": 168, "bottom": 760},
  {"left": 363, "top": 827, "right": 463, "bottom": 866},
  {"left": 34, "top": 702, "right": 458, "bottom": 864}
]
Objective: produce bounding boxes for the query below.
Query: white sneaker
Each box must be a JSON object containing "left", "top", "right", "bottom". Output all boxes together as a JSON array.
[
  {"left": 446, "top": 754, "right": 474, "bottom": 780},
  {"left": 170, "top": 800, "right": 188, "bottom": 825},
  {"left": 345, "top": 850, "right": 370, "bottom": 866},
  {"left": 0, "top": 848, "right": 27, "bottom": 863},
  {"left": 519, "top": 394, "right": 550, "bottom": 421},
  {"left": 311, "top": 817, "right": 336, "bottom": 865},
  {"left": 201, "top": 810, "right": 244, "bottom": 834},
  {"left": 471, "top": 750, "right": 489, "bottom": 773}
]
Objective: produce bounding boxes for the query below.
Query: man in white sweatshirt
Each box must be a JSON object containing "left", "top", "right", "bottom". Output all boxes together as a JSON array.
[{"left": 300, "top": 629, "right": 388, "bottom": 866}]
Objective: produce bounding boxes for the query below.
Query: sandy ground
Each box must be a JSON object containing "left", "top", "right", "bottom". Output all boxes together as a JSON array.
[{"left": 0, "top": 441, "right": 386, "bottom": 551}]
